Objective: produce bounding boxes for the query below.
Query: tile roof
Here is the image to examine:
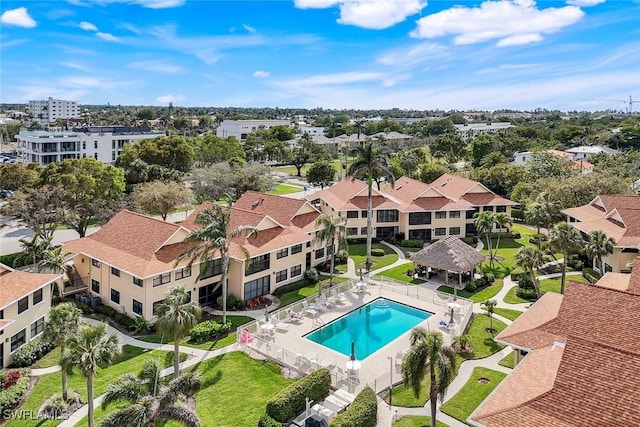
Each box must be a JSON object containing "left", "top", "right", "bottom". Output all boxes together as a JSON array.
[
  {"left": 0, "top": 266, "right": 61, "bottom": 310},
  {"left": 461, "top": 193, "right": 518, "bottom": 207},
  {"left": 309, "top": 178, "right": 369, "bottom": 209}
]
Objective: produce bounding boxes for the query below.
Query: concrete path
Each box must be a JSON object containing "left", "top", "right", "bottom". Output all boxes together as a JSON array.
[{"left": 31, "top": 365, "right": 62, "bottom": 376}]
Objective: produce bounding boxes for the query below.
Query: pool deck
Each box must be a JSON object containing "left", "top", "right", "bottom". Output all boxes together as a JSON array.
[{"left": 243, "top": 280, "right": 468, "bottom": 388}]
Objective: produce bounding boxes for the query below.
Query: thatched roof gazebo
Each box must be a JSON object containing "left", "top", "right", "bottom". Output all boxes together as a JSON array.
[{"left": 410, "top": 236, "right": 485, "bottom": 290}]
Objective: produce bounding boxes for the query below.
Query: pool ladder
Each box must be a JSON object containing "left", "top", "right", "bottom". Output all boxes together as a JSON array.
[{"left": 376, "top": 299, "right": 390, "bottom": 309}]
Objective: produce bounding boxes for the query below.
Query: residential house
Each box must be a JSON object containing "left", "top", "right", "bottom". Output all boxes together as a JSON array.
[
  {"left": 0, "top": 264, "right": 62, "bottom": 368},
  {"left": 216, "top": 119, "right": 291, "bottom": 142},
  {"left": 469, "top": 264, "right": 640, "bottom": 426},
  {"left": 62, "top": 191, "right": 327, "bottom": 320},
  {"left": 562, "top": 195, "right": 640, "bottom": 273},
  {"left": 564, "top": 145, "right": 617, "bottom": 160},
  {"left": 309, "top": 174, "right": 516, "bottom": 242},
  {"left": 513, "top": 149, "right": 594, "bottom": 174}
]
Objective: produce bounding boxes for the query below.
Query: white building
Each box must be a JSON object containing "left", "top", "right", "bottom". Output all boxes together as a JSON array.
[
  {"left": 454, "top": 122, "right": 514, "bottom": 140},
  {"left": 17, "top": 126, "right": 164, "bottom": 165},
  {"left": 564, "top": 145, "right": 617, "bottom": 160},
  {"left": 28, "top": 97, "right": 80, "bottom": 127},
  {"left": 216, "top": 119, "right": 291, "bottom": 142}
]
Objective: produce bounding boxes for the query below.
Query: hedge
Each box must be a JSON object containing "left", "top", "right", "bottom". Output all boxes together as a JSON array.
[
  {"left": 399, "top": 240, "right": 424, "bottom": 248},
  {"left": 582, "top": 268, "right": 601, "bottom": 284},
  {"left": 330, "top": 387, "right": 377, "bottom": 427},
  {"left": 273, "top": 279, "right": 309, "bottom": 297},
  {"left": 265, "top": 368, "right": 331, "bottom": 423},
  {"left": 190, "top": 320, "right": 232, "bottom": 343},
  {"left": 0, "top": 374, "right": 30, "bottom": 414},
  {"left": 0, "top": 252, "right": 22, "bottom": 269},
  {"left": 370, "top": 248, "right": 386, "bottom": 257},
  {"left": 346, "top": 237, "right": 380, "bottom": 245},
  {"left": 258, "top": 414, "right": 281, "bottom": 427},
  {"left": 10, "top": 335, "right": 54, "bottom": 368}
]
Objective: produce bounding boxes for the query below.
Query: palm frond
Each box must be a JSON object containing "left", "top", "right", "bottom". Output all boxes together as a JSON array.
[
  {"left": 156, "top": 405, "right": 201, "bottom": 427},
  {"left": 101, "top": 374, "right": 144, "bottom": 409}
]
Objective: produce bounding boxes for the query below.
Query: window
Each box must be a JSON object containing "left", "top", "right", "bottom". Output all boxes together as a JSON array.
[
  {"left": 111, "top": 267, "right": 120, "bottom": 277},
  {"left": 450, "top": 211, "right": 461, "bottom": 219},
  {"left": 483, "top": 206, "right": 494, "bottom": 212},
  {"left": 110, "top": 289, "right": 120, "bottom": 304},
  {"left": 360, "top": 227, "right": 368, "bottom": 235},
  {"left": 276, "top": 248, "right": 289, "bottom": 259},
  {"left": 435, "top": 211, "right": 447, "bottom": 219},
  {"left": 18, "top": 297, "right": 28, "bottom": 314},
  {"left": 11, "top": 329, "right": 26, "bottom": 352},
  {"left": 315, "top": 248, "right": 325, "bottom": 259},
  {"left": 246, "top": 254, "right": 270, "bottom": 276},
  {"left": 244, "top": 275, "right": 270, "bottom": 301},
  {"left": 31, "top": 317, "right": 45, "bottom": 338},
  {"left": 449, "top": 227, "right": 461, "bottom": 235},
  {"left": 409, "top": 212, "right": 432, "bottom": 225},
  {"left": 275, "top": 269, "right": 288, "bottom": 283},
  {"left": 291, "top": 244, "right": 302, "bottom": 254},
  {"left": 200, "top": 258, "right": 223, "bottom": 279},
  {"left": 376, "top": 209, "right": 398, "bottom": 223},
  {"left": 361, "top": 210, "right": 368, "bottom": 218},
  {"left": 290, "top": 264, "right": 302, "bottom": 277},
  {"left": 132, "top": 277, "right": 143, "bottom": 287},
  {"left": 132, "top": 299, "right": 143, "bottom": 316},
  {"left": 91, "top": 279, "right": 100, "bottom": 293},
  {"left": 0, "top": 309, "right": 3, "bottom": 319},
  {"left": 347, "top": 211, "right": 359, "bottom": 219},
  {"left": 467, "top": 207, "right": 479, "bottom": 219},
  {"left": 435, "top": 228, "right": 447, "bottom": 236},
  {"left": 604, "top": 263, "right": 613, "bottom": 273},
  {"left": 347, "top": 227, "right": 358, "bottom": 236},
  {"left": 153, "top": 300, "right": 163, "bottom": 315},
  {"left": 91, "top": 259, "right": 100, "bottom": 268},
  {"left": 82, "top": 141, "right": 86, "bottom": 150},
  {"left": 153, "top": 273, "right": 171, "bottom": 287},
  {"left": 94, "top": 141, "right": 98, "bottom": 149},
  {"left": 175, "top": 266, "right": 191, "bottom": 280},
  {"left": 496, "top": 205, "right": 507, "bottom": 213},
  {"left": 33, "top": 289, "right": 43, "bottom": 305}
]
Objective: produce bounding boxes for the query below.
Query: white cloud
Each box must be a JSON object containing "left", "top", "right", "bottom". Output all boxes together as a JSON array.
[
  {"left": 68, "top": 0, "right": 185, "bottom": 8},
  {"left": 156, "top": 94, "right": 183, "bottom": 104},
  {"left": 96, "top": 32, "right": 119, "bottom": 42},
  {"left": 282, "top": 71, "right": 386, "bottom": 87},
  {"left": 1, "top": 7, "right": 37, "bottom": 28},
  {"left": 411, "top": 0, "right": 584, "bottom": 46},
  {"left": 129, "top": 60, "right": 184, "bottom": 73},
  {"left": 253, "top": 71, "right": 270, "bottom": 78},
  {"left": 79, "top": 21, "right": 98, "bottom": 31},
  {"left": 566, "top": 0, "right": 605, "bottom": 6},
  {"left": 243, "top": 24, "right": 257, "bottom": 34},
  {"left": 377, "top": 42, "right": 449, "bottom": 67},
  {"left": 58, "top": 62, "right": 93, "bottom": 72},
  {"left": 59, "top": 76, "right": 102, "bottom": 87},
  {"left": 295, "top": 0, "right": 426, "bottom": 29}
]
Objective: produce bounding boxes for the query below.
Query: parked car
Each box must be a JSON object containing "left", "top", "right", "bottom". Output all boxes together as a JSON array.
[{"left": 0, "top": 190, "right": 14, "bottom": 199}]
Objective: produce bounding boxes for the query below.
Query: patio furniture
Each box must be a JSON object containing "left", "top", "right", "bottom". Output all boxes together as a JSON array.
[
  {"left": 321, "top": 294, "right": 335, "bottom": 309},
  {"left": 332, "top": 389, "right": 356, "bottom": 404},
  {"left": 311, "top": 404, "right": 336, "bottom": 423},
  {"left": 239, "top": 328, "right": 253, "bottom": 344},
  {"left": 394, "top": 351, "right": 405, "bottom": 369},
  {"left": 331, "top": 289, "right": 347, "bottom": 304},
  {"left": 319, "top": 357, "right": 336, "bottom": 369},
  {"left": 285, "top": 308, "right": 304, "bottom": 322},
  {"left": 302, "top": 301, "right": 318, "bottom": 317},
  {"left": 323, "top": 395, "right": 348, "bottom": 413}
]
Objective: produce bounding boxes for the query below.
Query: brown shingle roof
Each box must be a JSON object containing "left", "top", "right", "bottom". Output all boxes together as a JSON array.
[{"left": 0, "top": 266, "right": 61, "bottom": 310}]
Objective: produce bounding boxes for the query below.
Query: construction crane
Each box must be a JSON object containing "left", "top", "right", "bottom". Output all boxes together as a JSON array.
[{"left": 584, "top": 95, "right": 637, "bottom": 113}]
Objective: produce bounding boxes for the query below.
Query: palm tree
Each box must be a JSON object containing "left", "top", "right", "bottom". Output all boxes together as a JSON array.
[
  {"left": 525, "top": 201, "right": 546, "bottom": 249},
  {"left": 43, "top": 302, "right": 82, "bottom": 401},
  {"left": 515, "top": 246, "right": 545, "bottom": 299},
  {"left": 474, "top": 211, "right": 495, "bottom": 268},
  {"left": 14, "top": 233, "right": 52, "bottom": 268},
  {"left": 346, "top": 141, "right": 395, "bottom": 271},
  {"left": 178, "top": 205, "right": 258, "bottom": 323},
  {"left": 481, "top": 299, "right": 498, "bottom": 333},
  {"left": 100, "top": 359, "right": 201, "bottom": 427},
  {"left": 492, "top": 213, "right": 512, "bottom": 259},
  {"left": 154, "top": 287, "right": 202, "bottom": 378},
  {"left": 584, "top": 229, "right": 615, "bottom": 273},
  {"left": 549, "top": 222, "right": 584, "bottom": 294},
  {"left": 62, "top": 324, "right": 120, "bottom": 427},
  {"left": 37, "top": 244, "right": 67, "bottom": 274},
  {"left": 313, "top": 215, "right": 347, "bottom": 292},
  {"left": 402, "top": 328, "right": 457, "bottom": 427}
]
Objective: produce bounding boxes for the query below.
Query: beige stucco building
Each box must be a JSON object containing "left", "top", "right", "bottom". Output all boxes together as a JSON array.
[
  {"left": 0, "top": 264, "right": 61, "bottom": 368},
  {"left": 63, "top": 191, "right": 329, "bottom": 321},
  {"left": 309, "top": 174, "right": 516, "bottom": 242}
]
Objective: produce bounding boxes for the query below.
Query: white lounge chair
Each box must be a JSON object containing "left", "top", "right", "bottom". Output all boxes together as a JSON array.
[
  {"left": 321, "top": 294, "right": 335, "bottom": 309},
  {"left": 331, "top": 289, "right": 347, "bottom": 304},
  {"left": 323, "top": 395, "right": 348, "bottom": 413},
  {"left": 285, "top": 309, "right": 303, "bottom": 323},
  {"left": 312, "top": 404, "right": 336, "bottom": 423},
  {"left": 333, "top": 389, "right": 356, "bottom": 404},
  {"left": 302, "top": 301, "right": 318, "bottom": 317},
  {"left": 319, "top": 357, "right": 336, "bottom": 369}
]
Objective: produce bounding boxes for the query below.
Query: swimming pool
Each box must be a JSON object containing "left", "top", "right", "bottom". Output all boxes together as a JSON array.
[{"left": 305, "top": 298, "right": 432, "bottom": 359}]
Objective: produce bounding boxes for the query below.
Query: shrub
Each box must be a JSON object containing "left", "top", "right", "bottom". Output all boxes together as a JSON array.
[
  {"left": 10, "top": 335, "right": 54, "bottom": 368},
  {"left": 510, "top": 268, "right": 527, "bottom": 283},
  {"left": 216, "top": 294, "right": 239, "bottom": 311},
  {"left": 94, "top": 304, "right": 118, "bottom": 317},
  {"left": 517, "top": 273, "right": 535, "bottom": 290},
  {"left": 461, "top": 236, "right": 478, "bottom": 246},
  {"left": 330, "top": 387, "right": 377, "bottom": 427},
  {"left": 583, "top": 268, "right": 601, "bottom": 284},
  {"left": 399, "top": 240, "right": 424, "bottom": 248},
  {"left": 304, "top": 268, "right": 320, "bottom": 285},
  {"left": 38, "top": 390, "right": 82, "bottom": 419},
  {"left": 489, "top": 231, "right": 520, "bottom": 239},
  {"left": 346, "top": 237, "right": 380, "bottom": 245},
  {"left": 190, "top": 320, "right": 232, "bottom": 343},
  {"left": 567, "top": 257, "right": 584, "bottom": 270},
  {"left": 464, "top": 281, "right": 477, "bottom": 292},
  {"left": 516, "top": 288, "right": 537, "bottom": 300},
  {"left": 235, "top": 299, "right": 246, "bottom": 310},
  {"left": 511, "top": 208, "right": 525, "bottom": 221},
  {"left": 371, "top": 248, "right": 386, "bottom": 257},
  {"left": 258, "top": 414, "right": 281, "bottom": 427},
  {"left": 265, "top": 368, "right": 331, "bottom": 422},
  {"left": 334, "top": 249, "right": 349, "bottom": 264},
  {"left": 3, "top": 370, "right": 21, "bottom": 389},
  {"left": 485, "top": 273, "right": 495, "bottom": 284},
  {"left": 273, "top": 279, "right": 308, "bottom": 297},
  {"left": 0, "top": 375, "right": 30, "bottom": 414}
]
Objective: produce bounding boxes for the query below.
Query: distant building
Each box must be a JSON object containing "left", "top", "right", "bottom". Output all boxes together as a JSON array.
[
  {"left": 28, "top": 97, "right": 80, "bottom": 127},
  {"left": 454, "top": 122, "right": 514, "bottom": 140},
  {"left": 564, "top": 145, "right": 617, "bottom": 160},
  {"left": 513, "top": 149, "right": 594, "bottom": 174},
  {"left": 216, "top": 119, "right": 291, "bottom": 142},
  {"left": 17, "top": 125, "right": 164, "bottom": 165}
]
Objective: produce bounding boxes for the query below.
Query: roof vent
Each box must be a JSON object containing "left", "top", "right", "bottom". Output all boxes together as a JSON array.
[
  {"left": 441, "top": 182, "right": 447, "bottom": 187},
  {"left": 252, "top": 200, "right": 260, "bottom": 207}
]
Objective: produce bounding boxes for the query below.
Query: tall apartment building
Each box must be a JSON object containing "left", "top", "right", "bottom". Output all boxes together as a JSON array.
[
  {"left": 28, "top": 97, "right": 80, "bottom": 127},
  {"left": 216, "top": 119, "right": 291, "bottom": 142},
  {"left": 16, "top": 126, "right": 165, "bottom": 165}
]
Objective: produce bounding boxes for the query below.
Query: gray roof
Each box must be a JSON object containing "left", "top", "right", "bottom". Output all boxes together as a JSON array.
[{"left": 410, "top": 236, "right": 485, "bottom": 274}]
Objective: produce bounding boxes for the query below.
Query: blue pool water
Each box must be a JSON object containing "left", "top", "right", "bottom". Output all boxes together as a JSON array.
[{"left": 305, "top": 298, "right": 432, "bottom": 359}]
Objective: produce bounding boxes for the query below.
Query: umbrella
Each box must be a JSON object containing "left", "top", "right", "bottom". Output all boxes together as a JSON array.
[{"left": 350, "top": 341, "right": 356, "bottom": 361}]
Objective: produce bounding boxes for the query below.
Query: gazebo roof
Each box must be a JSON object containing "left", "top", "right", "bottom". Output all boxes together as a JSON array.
[{"left": 410, "top": 236, "right": 485, "bottom": 273}]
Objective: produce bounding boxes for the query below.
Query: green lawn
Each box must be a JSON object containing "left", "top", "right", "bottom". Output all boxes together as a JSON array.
[
  {"left": 273, "top": 159, "right": 341, "bottom": 177},
  {"left": 503, "top": 286, "right": 531, "bottom": 304},
  {"left": 267, "top": 182, "right": 304, "bottom": 195},
  {"left": 439, "top": 367, "right": 507, "bottom": 423},
  {"left": 5, "top": 346, "right": 184, "bottom": 427},
  {"left": 498, "top": 352, "right": 515, "bottom": 369},
  {"left": 278, "top": 276, "right": 349, "bottom": 306},
  {"left": 31, "top": 346, "right": 61, "bottom": 369},
  {"left": 438, "top": 279, "right": 504, "bottom": 303},
  {"left": 539, "top": 274, "right": 588, "bottom": 293},
  {"left": 388, "top": 376, "right": 431, "bottom": 408},
  {"left": 377, "top": 262, "right": 426, "bottom": 285},
  {"left": 493, "top": 307, "right": 523, "bottom": 321},
  {"left": 393, "top": 415, "right": 449, "bottom": 427},
  {"left": 349, "top": 243, "right": 399, "bottom": 271},
  {"left": 479, "top": 224, "right": 538, "bottom": 279}
]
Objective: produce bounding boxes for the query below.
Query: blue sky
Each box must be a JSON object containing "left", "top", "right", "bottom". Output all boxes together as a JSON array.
[{"left": 1, "top": 0, "right": 638, "bottom": 111}]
